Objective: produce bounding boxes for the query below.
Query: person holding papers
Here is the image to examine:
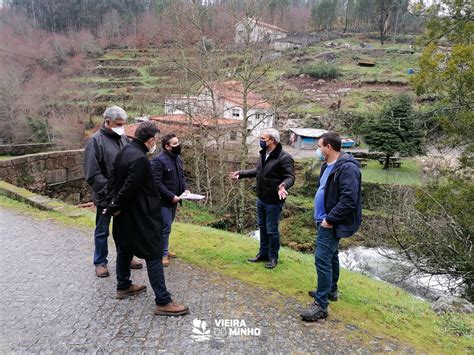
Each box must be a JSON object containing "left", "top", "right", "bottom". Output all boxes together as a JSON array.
[{"left": 150, "top": 133, "right": 189, "bottom": 267}]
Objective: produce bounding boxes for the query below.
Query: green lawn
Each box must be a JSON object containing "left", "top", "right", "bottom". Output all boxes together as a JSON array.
[
  {"left": 0, "top": 194, "right": 471, "bottom": 353},
  {"left": 361, "top": 159, "right": 422, "bottom": 186}
]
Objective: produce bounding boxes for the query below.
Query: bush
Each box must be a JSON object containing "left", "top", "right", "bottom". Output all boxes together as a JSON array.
[{"left": 300, "top": 64, "right": 342, "bottom": 80}]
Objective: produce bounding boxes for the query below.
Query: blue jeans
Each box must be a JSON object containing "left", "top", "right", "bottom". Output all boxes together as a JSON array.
[
  {"left": 314, "top": 223, "right": 340, "bottom": 309},
  {"left": 116, "top": 245, "right": 172, "bottom": 305},
  {"left": 256, "top": 198, "right": 284, "bottom": 260},
  {"left": 93, "top": 206, "right": 111, "bottom": 266},
  {"left": 162, "top": 205, "right": 177, "bottom": 257}
]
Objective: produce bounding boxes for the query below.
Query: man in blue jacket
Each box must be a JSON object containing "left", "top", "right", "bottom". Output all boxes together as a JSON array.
[
  {"left": 301, "top": 132, "right": 362, "bottom": 321},
  {"left": 150, "top": 133, "right": 188, "bottom": 267}
]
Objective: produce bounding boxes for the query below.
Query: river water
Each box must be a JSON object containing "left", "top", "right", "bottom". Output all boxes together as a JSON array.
[{"left": 249, "top": 230, "right": 462, "bottom": 301}]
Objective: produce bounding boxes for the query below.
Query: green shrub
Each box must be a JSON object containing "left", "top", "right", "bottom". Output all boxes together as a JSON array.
[{"left": 300, "top": 64, "right": 342, "bottom": 80}]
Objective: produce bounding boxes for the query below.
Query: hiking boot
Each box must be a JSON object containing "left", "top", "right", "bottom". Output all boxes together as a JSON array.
[
  {"left": 167, "top": 251, "right": 177, "bottom": 259},
  {"left": 130, "top": 258, "right": 143, "bottom": 269},
  {"left": 162, "top": 255, "right": 170, "bottom": 267},
  {"left": 154, "top": 301, "right": 189, "bottom": 316},
  {"left": 300, "top": 302, "right": 328, "bottom": 322},
  {"left": 265, "top": 259, "right": 278, "bottom": 269},
  {"left": 248, "top": 254, "right": 269, "bottom": 262},
  {"left": 95, "top": 265, "right": 109, "bottom": 278},
  {"left": 116, "top": 284, "right": 147, "bottom": 299},
  {"left": 308, "top": 290, "right": 339, "bottom": 301}
]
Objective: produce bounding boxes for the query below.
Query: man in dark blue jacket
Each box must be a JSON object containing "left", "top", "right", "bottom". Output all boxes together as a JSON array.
[
  {"left": 301, "top": 132, "right": 362, "bottom": 321},
  {"left": 150, "top": 133, "right": 188, "bottom": 267}
]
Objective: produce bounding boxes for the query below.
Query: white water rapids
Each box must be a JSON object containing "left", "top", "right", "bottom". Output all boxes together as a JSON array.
[{"left": 248, "top": 230, "right": 463, "bottom": 300}]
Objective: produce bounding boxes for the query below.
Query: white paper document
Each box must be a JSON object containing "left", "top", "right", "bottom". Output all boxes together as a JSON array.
[{"left": 179, "top": 192, "right": 205, "bottom": 200}]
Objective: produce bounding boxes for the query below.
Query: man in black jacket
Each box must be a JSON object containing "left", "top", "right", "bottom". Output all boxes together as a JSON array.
[
  {"left": 229, "top": 128, "right": 295, "bottom": 269},
  {"left": 106, "top": 121, "right": 189, "bottom": 316},
  {"left": 84, "top": 106, "right": 142, "bottom": 278},
  {"left": 301, "top": 132, "right": 362, "bottom": 322},
  {"left": 150, "top": 133, "right": 189, "bottom": 267}
]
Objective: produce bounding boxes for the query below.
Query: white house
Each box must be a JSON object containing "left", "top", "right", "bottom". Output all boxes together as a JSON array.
[
  {"left": 197, "top": 81, "right": 274, "bottom": 142},
  {"left": 234, "top": 17, "right": 287, "bottom": 45},
  {"left": 163, "top": 81, "right": 274, "bottom": 143}
]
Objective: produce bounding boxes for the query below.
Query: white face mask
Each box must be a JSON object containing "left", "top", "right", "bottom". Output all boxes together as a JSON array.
[
  {"left": 148, "top": 143, "right": 157, "bottom": 155},
  {"left": 316, "top": 148, "right": 326, "bottom": 161},
  {"left": 111, "top": 126, "right": 125, "bottom": 136}
]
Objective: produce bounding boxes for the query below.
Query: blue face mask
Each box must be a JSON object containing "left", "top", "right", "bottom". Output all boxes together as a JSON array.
[
  {"left": 259, "top": 139, "right": 267, "bottom": 149},
  {"left": 316, "top": 148, "right": 325, "bottom": 161}
]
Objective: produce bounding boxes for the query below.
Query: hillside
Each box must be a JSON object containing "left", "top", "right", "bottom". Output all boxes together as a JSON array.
[{"left": 66, "top": 34, "right": 421, "bottom": 127}]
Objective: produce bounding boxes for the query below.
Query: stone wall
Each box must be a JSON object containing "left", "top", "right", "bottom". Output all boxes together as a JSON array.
[
  {"left": 0, "top": 149, "right": 90, "bottom": 204},
  {"left": 0, "top": 143, "right": 55, "bottom": 156}
]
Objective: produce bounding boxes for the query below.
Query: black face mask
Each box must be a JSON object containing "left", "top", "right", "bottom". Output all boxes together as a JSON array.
[{"left": 171, "top": 145, "right": 181, "bottom": 155}]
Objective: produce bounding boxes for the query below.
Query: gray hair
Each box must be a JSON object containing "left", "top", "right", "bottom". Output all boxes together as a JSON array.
[
  {"left": 261, "top": 128, "right": 280, "bottom": 143},
  {"left": 103, "top": 106, "right": 128, "bottom": 121}
]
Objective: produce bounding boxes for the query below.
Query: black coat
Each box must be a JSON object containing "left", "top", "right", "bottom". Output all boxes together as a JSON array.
[
  {"left": 150, "top": 150, "right": 187, "bottom": 207},
  {"left": 239, "top": 143, "right": 295, "bottom": 204},
  {"left": 317, "top": 153, "right": 362, "bottom": 238},
  {"left": 84, "top": 125, "right": 128, "bottom": 207},
  {"left": 109, "top": 139, "right": 163, "bottom": 259}
]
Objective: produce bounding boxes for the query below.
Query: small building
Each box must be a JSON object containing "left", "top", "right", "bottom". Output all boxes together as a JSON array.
[
  {"left": 234, "top": 18, "right": 287, "bottom": 45},
  {"left": 289, "top": 128, "right": 328, "bottom": 150}
]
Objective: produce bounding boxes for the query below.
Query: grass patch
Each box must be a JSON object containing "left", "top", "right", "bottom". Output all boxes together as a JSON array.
[
  {"left": 1, "top": 194, "right": 472, "bottom": 352},
  {"left": 0, "top": 195, "right": 95, "bottom": 229},
  {"left": 170, "top": 222, "right": 473, "bottom": 353},
  {"left": 175, "top": 200, "right": 221, "bottom": 226},
  {"left": 361, "top": 159, "right": 422, "bottom": 186}
]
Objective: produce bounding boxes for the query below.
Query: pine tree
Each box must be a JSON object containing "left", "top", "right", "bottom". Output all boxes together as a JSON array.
[{"left": 362, "top": 95, "right": 422, "bottom": 169}]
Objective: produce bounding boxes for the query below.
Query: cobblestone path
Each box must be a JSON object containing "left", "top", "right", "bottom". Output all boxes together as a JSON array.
[{"left": 0, "top": 208, "right": 409, "bottom": 353}]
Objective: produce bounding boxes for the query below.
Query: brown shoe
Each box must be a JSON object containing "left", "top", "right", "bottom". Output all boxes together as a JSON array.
[
  {"left": 130, "top": 258, "right": 143, "bottom": 269},
  {"left": 95, "top": 265, "right": 109, "bottom": 278},
  {"left": 154, "top": 301, "right": 189, "bottom": 316},
  {"left": 162, "top": 256, "right": 170, "bottom": 267},
  {"left": 167, "top": 251, "right": 177, "bottom": 259},
  {"left": 116, "top": 284, "right": 147, "bottom": 299}
]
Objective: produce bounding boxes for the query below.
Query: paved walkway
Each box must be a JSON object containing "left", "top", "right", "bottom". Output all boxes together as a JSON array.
[{"left": 0, "top": 208, "right": 409, "bottom": 353}]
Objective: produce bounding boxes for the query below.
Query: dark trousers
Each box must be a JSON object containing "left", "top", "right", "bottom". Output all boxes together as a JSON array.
[
  {"left": 93, "top": 206, "right": 111, "bottom": 266},
  {"left": 314, "top": 223, "right": 340, "bottom": 309},
  {"left": 256, "top": 198, "right": 284, "bottom": 260},
  {"left": 116, "top": 246, "right": 172, "bottom": 305},
  {"left": 161, "top": 205, "right": 177, "bottom": 256}
]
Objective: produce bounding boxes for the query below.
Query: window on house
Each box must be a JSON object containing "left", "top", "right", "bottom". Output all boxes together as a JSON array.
[
  {"left": 232, "top": 108, "right": 240, "bottom": 118},
  {"left": 229, "top": 131, "right": 237, "bottom": 141}
]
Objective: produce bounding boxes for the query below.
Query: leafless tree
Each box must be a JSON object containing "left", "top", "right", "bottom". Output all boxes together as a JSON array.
[{"left": 364, "top": 184, "right": 473, "bottom": 300}]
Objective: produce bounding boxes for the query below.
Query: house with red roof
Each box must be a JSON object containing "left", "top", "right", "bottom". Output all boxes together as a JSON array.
[
  {"left": 164, "top": 80, "right": 274, "bottom": 143},
  {"left": 125, "top": 114, "right": 241, "bottom": 147}
]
